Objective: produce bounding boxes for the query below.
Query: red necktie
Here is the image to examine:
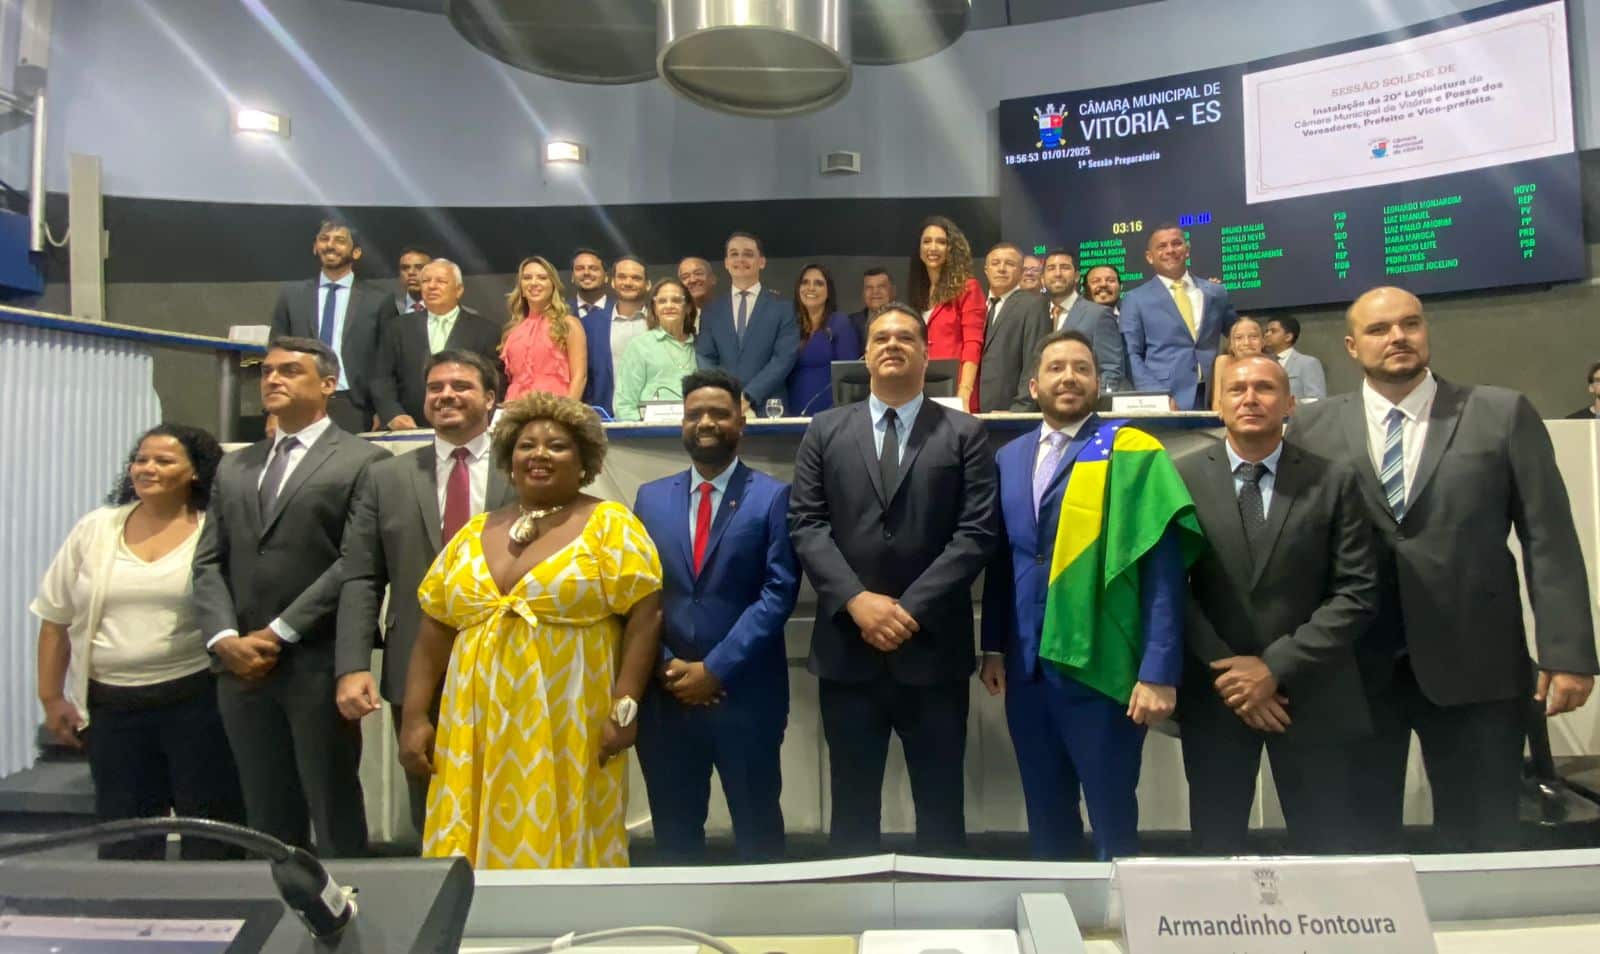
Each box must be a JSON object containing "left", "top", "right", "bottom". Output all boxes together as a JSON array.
[
  {"left": 692, "top": 481, "right": 713, "bottom": 574},
  {"left": 442, "top": 446, "right": 471, "bottom": 544}
]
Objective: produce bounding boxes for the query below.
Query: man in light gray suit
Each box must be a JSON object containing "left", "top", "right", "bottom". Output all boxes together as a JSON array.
[
  {"left": 1293, "top": 286, "right": 1597, "bottom": 852},
  {"left": 270, "top": 220, "right": 396, "bottom": 434},
  {"left": 335, "top": 349, "right": 513, "bottom": 835},
  {"left": 1263, "top": 315, "right": 1327, "bottom": 400},
  {"left": 977, "top": 242, "right": 1052, "bottom": 412},
  {"left": 1043, "top": 249, "right": 1124, "bottom": 391},
  {"left": 192, "top": 337, "right": 387, "bottom": 856}
]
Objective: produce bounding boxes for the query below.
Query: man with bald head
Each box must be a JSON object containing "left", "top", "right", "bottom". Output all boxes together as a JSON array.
[
  {"left": 1292, "top": 286, "right": 1597, "bottom": 852},
  {"left": 370, "top": 258, "right": 502, "bottom": 429},
  {"left": 1176, "top": 355, "right": 1378, "bottom": 854},
  {"left": 678, "top": 256, "right": 719, "bottom": 310}
]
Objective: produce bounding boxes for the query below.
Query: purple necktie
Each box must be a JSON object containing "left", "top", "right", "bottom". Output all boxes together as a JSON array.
[{"left": 1033, "top": 430, "right": 1067, "bottom": 518}]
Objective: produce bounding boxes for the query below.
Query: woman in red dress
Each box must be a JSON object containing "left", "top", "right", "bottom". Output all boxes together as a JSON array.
[
  {"left": 501, "top": 255, "right": 588, "bottom": 402},
  {"left": 906, "top": 216, "right": 985, "bottom": 411}
]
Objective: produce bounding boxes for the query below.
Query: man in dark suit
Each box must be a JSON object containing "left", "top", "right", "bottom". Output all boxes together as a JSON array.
[
  {"left": 1119, "top": 223, "right": 1236, "bottom": 408},
  {"left": 393, "top": 246, "right": 432, "bottom": 316},
  {"left": 335, "top": 349, "right": 512, "bottom": 836},
  {"left": 569, "top": 248, "right": 618, "bottom": 416},
  {"left": 1177, "top": 354, "right": 1378, "bottom": 855},
  {"left": 632, "top": 369, "right": 800, "bottom": 863},
  {"left": 678, "top": 256, "right": 719, "bottom": 311},
  {"left": 1084, "top": 264, "right": 1123, "bottom": 317},
  {"left": 847, "top": 268, "right": 896, "bottom": 346},
  {"left": 370, "top": 259, "right": 502, "bottom": 430},
  {"left": 980, "top": 330, "right": 1187, "bottom": 860},
  {"left": 191, "top": 336, "right": 387, "bottom": 856},
  {"left": 977, "top": 242, "right": 1052, "bottom": 413},
  {"left": 1043, "top": 249, "right": 1123, "bottom": 391},
  {"left": 789, "top": 303, "right": 999, "bottom": 856},
  {"left": 269, "top": 220, "right": 393, "bottom": 433},
  {"left": 1293, "top": 286, "right": 1598, "bottom": 852},
  {"left": 1564, "top": 361, "right": 1600, "bottom": 419},
  {"left": 695, "top": 232, "right": 799, "bottom": 413}
]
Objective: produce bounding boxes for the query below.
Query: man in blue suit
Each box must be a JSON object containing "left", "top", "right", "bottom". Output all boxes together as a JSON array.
[
  {"left": 1119, "top": 223, "right": 1237, "bottom": 409},
  {"left": 694, "top": 232, "right": 800, "bottom": 413},
  {"left": 570, "top": 248, "right": 618, "bottom": 417},
  {"left": 980, "top": 330, "right": 1186, "bottom": 860},
  {"left": 632, "top": 368, "right": 801, "bottom": 863}
]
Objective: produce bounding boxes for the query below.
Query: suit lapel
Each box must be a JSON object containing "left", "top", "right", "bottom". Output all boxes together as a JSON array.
[
  {"left": 1198, "top": 445, "right": 1255, "bottom": 586},
  {"left": 1016, "top": 427, "right": 1045, "bottom": 538},
  {"left": 411, "top": 445, "right": 443, "bottom": 552},
  {"left": 699, "top": 462, "right": 748, "bottom": 573},
  {"left": 239, "top": 441, "right": 272, "bottom": 538},
  {"left": 261, "top": 427, "right": 339, "bottom": 538},
  {"left": 674, "top": 470, "right": 695, "bottom": 576},
  {"left": 1249, "top": 444, "right": 1301, "bottom": 590},
  {"left": 853, "top": 404, "right": 888, "bottom": 505},
  {"left": 1037, "top": 414, "right": 1099, "bottom": 516},
  {"left": 1338, "top": 395, "right": 1391, "bottom": 523},
  {"left": 1407, "top": 377, "right": 1464, "bottom": 514},
  {"left": 340, "top": 284, "right": 364, "bottom": 355},
  {"left": 890, "top": 401, "right": 938, "bottom": 503},
  {"left": 486, "top": 464, "right": 514, "bottom": 511},
  {"left": 981, "top": 295, "right": 1003, "bottom": 356}
]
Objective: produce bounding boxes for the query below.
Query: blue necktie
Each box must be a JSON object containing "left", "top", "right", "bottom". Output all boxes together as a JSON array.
[
  {"left": 1380, "top": 408, "right": 1407, "bottom": 519},
  {"left": 319, "top": 283, "right": 341, "bottom": 347}
]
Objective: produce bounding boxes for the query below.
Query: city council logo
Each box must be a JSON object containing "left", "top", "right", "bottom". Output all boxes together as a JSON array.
[
  {"left": 1035, "top": 103, "right": 1068, "bottom": 148},
  {"left": 1370, "top": 138, "right": 1389, "bottom": 158}
]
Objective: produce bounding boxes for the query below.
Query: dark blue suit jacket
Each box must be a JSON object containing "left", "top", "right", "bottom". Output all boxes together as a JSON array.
[
  {"left": 694, "top": 287, "right": 799, "bottom": 406},
  {"left": 573, "top": 298, "right": 617, "bottom": 417},
  {"left": 1118, "top": 276, "right": 1236, "bottom": 409},
  {"left": 980, "top": 416, "right": 1185, "bottom": 689},
  {"left": 633, "top": 461, "right": 800, "bottom": 706}
]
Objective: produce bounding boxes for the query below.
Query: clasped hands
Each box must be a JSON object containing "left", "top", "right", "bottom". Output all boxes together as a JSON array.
[
  {"left": 1210, "top": 655, "right": 1291, "bottom": 733},
  {"left": 661, "top": 659, "right": 724, "bottom": 707},
  {"left": 847, "top": 591, "right": 918, "bottom": 652},
  {"left": 213, "top": 629, "right": 282, "bottom": 681}
]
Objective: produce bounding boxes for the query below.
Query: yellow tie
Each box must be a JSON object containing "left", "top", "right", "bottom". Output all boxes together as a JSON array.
[{"left": 1169, "top": 281, "right": 1197, "bottom": 339}]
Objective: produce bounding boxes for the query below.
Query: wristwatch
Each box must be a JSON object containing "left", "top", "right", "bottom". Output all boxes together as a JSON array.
[{"left": 611, "top": 695, "right": 638, "bottom": 728}]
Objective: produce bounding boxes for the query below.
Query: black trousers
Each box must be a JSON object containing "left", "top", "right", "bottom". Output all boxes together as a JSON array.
[
  {"left": 1180, "top": 708, "right": 1360, "bottom": 855},
  {"left": 216, "top": 642, "right": 368, "bottom": 857},
  {"left": 84, "top": 672, "right": 246, "bottom": 860},
  {"left": 1349, "top": 658, "right": 1525, "bottom": 852},
  {"left": 818, "top": 674, "right": 969, "bottom": 857}
]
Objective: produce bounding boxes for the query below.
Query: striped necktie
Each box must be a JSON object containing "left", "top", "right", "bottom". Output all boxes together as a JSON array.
[{"left": 1380, "top": 408, "right": 1407, "bottom": 519}]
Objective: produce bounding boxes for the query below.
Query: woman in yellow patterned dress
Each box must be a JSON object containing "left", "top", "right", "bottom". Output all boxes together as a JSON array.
[{"left": 397, "top": 393, "right": 663, "bottom": 869}]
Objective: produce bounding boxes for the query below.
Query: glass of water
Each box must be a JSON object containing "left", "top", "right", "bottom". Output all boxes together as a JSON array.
[{"left": 764, "top": 398, "right": 785, "bottom": 419}]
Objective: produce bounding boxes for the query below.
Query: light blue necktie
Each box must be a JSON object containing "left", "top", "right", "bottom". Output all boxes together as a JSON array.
[
  {"left": 1033, "top": 431, "right": 1066, "bottom": 518},
  {"left": 1380, "top": 408, "right": 1407, "bottom": 519}
]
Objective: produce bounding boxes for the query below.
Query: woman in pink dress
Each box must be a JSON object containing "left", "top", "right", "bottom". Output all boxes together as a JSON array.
[{"left": 501, "top": 255, "right": 588, "bottom": 401}]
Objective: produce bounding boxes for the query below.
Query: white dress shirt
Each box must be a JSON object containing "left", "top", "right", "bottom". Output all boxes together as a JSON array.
[
  {"left": 869, "top": 392, "right": 924, "bottom": 459},
  {"left": 1361, "top": 370, "right": 1437, "bottom": 506},
  {"left": 433, "top": 430, "right": 491, "bottom": 523},
  {"left": 611, "top": 307, "right": 650, "bottom": 359},
  {"left": 318, "top": 272, "right": 354, "bottom": 390},
  {"left": 688, "top": 456, "right": 741, "bottom": 549},
  {"left": 208, "top": 415, "right": 336, "bottom": 647},
  {"left": 575, "top": 294, "right": 610, "bottom": 319},
  {"left": 1049, "top": 291, "right": 1080, "bottom": 330},
  {"left": 730, "top": 282, "right": 763, "bottom": 332},
  {"left": 987, "top": 285, "right": 1020, "bottom": 328},
  {"left": 1226, "top": 439, "right": 1285, "bottom": 518},
  {"left": 1275, "top": 346, "right": 1298, "bottom": 367},
  {"left": 1033, "top": 415, "right": 1089, "bottom": 474}
]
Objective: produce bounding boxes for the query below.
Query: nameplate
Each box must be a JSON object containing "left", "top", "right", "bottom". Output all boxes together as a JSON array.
[
  {"left": 1110, "top": 393, "right": 1171, "bottom": 414},
  {"left": 1115, "top": 857, "right": 1436, "bottom": 953},
  {"left": 641, "top": 402, "right": 685, "bottom": 424},
  {"left": 930, "top": 396, "right": 969, "bottom": 414}
]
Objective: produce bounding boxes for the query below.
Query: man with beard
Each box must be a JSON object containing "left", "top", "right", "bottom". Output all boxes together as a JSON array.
[
  {"left": 1119, "top": 224, "right": 1237, "bottom": 408},
  {"left": 1292, "top": 286, "right": 1596, "bottom": 852},
  {"left": 980, "top": 330, "right": 1191, "bottom": 860},
  {"left": 1043, "top": 249, "right": 1123, "bottom": 391},
  {"left": 269, "top": 220, "right": 392, "bottom": 433},
  {"left": 1084, "top": 264, "right": 1124, "bottom": 316},
  {"left": 631, "top": 368, "right": 800, "bottom": 862},
  {"left": 789, "top": 304, "right": 998, "bottom": 856},
  {"left": 582, "top": 255, "right": 650, "bottom": 418},
  {"left": 370, "top": 259, "right": 502, "bottom": 430},
  {"left": 569, "top": 249, "right": 617, "bottom": 416},
  {"left": 335, "top": 349, "right": 513, "bottom": 839},
  {"left": 678, "top": 256, "right": 719, "bottom": 310}
]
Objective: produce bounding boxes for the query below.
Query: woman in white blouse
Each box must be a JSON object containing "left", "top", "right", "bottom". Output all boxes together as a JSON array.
[{"left": 33, "top": 424, "right": 245, "bottom": 859}]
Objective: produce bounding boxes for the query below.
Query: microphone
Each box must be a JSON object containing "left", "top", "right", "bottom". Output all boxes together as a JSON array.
[{"left": 0, "top": 817, "right": 356, "bottom": 939}]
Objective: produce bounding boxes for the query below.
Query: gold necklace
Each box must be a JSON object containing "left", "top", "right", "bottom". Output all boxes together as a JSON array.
[{"left": 509, "top": 502, "right": 570, "bottom": 545}]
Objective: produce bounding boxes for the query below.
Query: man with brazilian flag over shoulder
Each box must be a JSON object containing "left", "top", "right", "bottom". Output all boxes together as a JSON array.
[{"left": 981, "top": 328, "right": 1204, "bottom": 861}]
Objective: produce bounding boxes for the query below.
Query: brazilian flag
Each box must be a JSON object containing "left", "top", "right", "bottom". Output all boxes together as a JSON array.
[{"left": 1038, "top": 421, "right": 1206, "bottom": 704}]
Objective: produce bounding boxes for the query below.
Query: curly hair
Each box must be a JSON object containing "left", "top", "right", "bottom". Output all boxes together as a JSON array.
[
  {"left": 503, "top": 256, "right": 574, "bottom": 351},
  {"left": 907, "top": 215, "right": 975, "bottom": 311},
  {"left": 106, "top": 423, "right": 223, "bottom": 509},
  {"left": 490, "top": 393, "right": 608, "bottom": 488},
  {"left": 645, "top": 277, "right": 699, "bottom": 337}
]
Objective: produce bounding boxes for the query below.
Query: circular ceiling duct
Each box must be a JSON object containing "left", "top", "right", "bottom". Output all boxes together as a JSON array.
[
  {"left": 447, "top": 0, "right": 659, "bottom": 85},
  {"left": 851, "top": 0, "right": 970, "bottom": 65},
  {"left": 657, "top": 0, "right": 852, "bottom": 118}
]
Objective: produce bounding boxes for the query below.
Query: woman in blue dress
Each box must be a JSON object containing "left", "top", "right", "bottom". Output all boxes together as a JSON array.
[{"left": 784, "top": 263, "right": 863, "bottom": 416}]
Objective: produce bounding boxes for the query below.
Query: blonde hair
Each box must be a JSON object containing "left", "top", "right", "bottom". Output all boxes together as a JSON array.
[
  {"left": 490, "top": 393, "right": 607, "bottom": 488},
  {"left": 502, "top": 256, "right": 573, "bottom": 351}
]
